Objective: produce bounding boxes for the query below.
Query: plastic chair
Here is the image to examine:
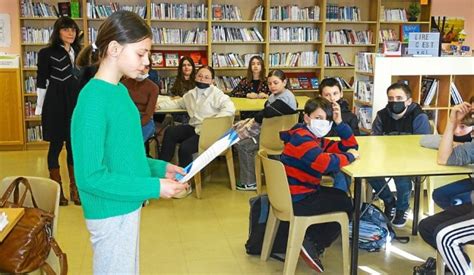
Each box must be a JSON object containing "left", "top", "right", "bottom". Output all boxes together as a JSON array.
[
  {"left": 194, "top": 116, "right": 236, "bottom": 199},
  {"left": 1, "top": 176, "right": 61, "bottom": 274},
  {"left": 258, "top": 150, "right": 350, "bottom": 275},
  {"left": 436, "top": 244, "right": 474, "bottom": 275},
  {"left": 255, "top": 113, "right": 299, "bottom": 194}
]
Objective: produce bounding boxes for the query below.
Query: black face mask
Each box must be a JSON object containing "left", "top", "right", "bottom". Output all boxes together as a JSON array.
[
  {"left": 195, "top": 81, "right": 210, "bottom": 89},
  {"left": 453, "top": 133, "right": 473, "bottom": 143},
  {"left": 387, "top": 101, "right": 406, "bottom": 114}
]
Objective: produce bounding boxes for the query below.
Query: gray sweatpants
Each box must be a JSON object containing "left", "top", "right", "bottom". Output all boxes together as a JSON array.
[
  {"left": 86, "top": 208, "right": 141, "bottom": 275},
  {"left": 235, "top": 135, "right": 260, "bottom": 185}
]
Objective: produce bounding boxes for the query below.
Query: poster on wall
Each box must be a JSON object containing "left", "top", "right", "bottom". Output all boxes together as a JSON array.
[{"left": 0, "top": 14, "right": 11, "bottom": 47}]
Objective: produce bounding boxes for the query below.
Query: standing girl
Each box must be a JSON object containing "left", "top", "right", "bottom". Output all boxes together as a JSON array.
[
  {"left": 36, "top": 16, "right": 82, "bottom": 206},
  {"left": 235, "top": 69, "right": 297, "bottom": 191},
  {"left": 71, "top": 11, "right": 187, "bottom": 274}
]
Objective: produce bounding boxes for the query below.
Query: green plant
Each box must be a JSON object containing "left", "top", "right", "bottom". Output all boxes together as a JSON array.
[{"left": 408, "top": 2, "right": 421, "bottom": 20}]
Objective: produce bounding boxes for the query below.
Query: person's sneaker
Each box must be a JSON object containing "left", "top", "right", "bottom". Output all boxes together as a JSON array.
[
  {"left": 236, "top": 183, "right": 257, "bottom": 191},
  {"left": 173, "top": 185, "right": 192, "bottom": 199},
  {"left": 413, "top": 257, "right": 436, "bottom": 275},
  {"left": 300, "top": 237, "right": 324, "bottom": 273},
  {"left": 383, "top": 199, "right": 397, "bottom": 222},
  {"left": 392, "top": 210, "right": 409, "bottom": 228}
]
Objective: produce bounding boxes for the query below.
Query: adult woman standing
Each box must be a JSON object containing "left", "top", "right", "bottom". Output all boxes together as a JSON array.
[{"left": 35, "top": 16, "right": 82, "bottom": 206}]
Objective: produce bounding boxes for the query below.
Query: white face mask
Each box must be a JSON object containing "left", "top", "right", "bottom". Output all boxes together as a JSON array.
[
  {"left": 135, "top": 73, "right": 149, "bottom": 82},
  {"left": 308, "top": 119, "right": 333, "bottom": 138}
]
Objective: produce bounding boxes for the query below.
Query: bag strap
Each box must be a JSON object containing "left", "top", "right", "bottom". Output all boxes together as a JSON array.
[
  {"left": 40, "top": 238, "right": 68, "bottom": 275},
  {"left": 0, "top": 177, "right": 39, "bottom": 208}
]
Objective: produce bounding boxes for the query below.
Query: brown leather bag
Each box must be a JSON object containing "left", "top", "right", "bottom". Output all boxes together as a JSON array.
[{"left": 0, "top": 177, "right": 67, "bottom": 275}]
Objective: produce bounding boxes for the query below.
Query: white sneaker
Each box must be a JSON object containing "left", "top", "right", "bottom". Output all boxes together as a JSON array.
[{"left": 173, "top": 185, "right": 192, "bottom": 199}]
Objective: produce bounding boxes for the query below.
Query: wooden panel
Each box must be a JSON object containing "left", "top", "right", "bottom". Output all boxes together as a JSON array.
[{"left": 0, "top": 69, "right": 24, "bottom": 146}]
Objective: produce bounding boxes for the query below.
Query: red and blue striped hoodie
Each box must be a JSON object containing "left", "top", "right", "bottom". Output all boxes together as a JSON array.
[{"left": 280, "top": 122, "right": 358, "bottom": 202}]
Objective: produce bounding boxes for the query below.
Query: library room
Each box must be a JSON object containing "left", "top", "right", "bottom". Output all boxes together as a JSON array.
[{"left": 0, "top": 0, "right": 473, "bottom": 274}]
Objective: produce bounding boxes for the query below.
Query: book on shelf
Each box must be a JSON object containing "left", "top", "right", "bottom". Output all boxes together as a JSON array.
[
  {"left": 150, "top": 3, "right": 208, "bottom": 20},
  {"left": 212, "top": 26, "right": 263, "bottom": 42},
  {"left": 379, "top": 29, "right": 398, "bottom": 42},
  {"left": 252, "top": 5, "right": 264, "bottom": 21},
  {"left": 27, "top": 125, "right": 43, "bottom": 142},
  {"left": 326, "top": 4, "right": 360, "bottom": 21},
  {"left": 356, "top": 52, "right": 374, "bottom": 72},
  {"left": 400, "top": 25, "right": 421, "bottom": 43},
  {"left": 324, "top": 52, "right": 351, "bottom": 67},
  {"left": 325, "top": 29, "right": 373, "bottom": 45},
  {"left": 151, "top": 52, "right": 164, "bottom": 67},
  {"left": 269, "top": 5, "right": 320, "bottom": 21},
  {"left": 420, "top": 77, "right": 435, "bottom": 104},
  {"left": 422, "top": 78, "right": 439, "bottom": 106},
  {"left": 354, "top": 80, "right": 373, "bottom": 103},
  {"left": 298, "top": 77, "right": 311, "bottom": 89},
  {"left": 381, "top": 8, "right": 408, "bottom": 22},
  {"left": 310, "top": 78, "right": 319, "bottom": 89},
  {"left": 383, "top": 41, "right": 402, "bottom": 57},
  {"left": 270, "top": 26, "right": 320, "bottom": 42},
  {"left": 70, "top": 0, "right": 80, "bottom": 18},
  {"left": 57, "top": 2, "right": 71, "bottom": 17},
  {"left": 450, "top": 82, "right": 464, "bottom": 105},
  {"left": 20, "top": 0, "right": 59, "bottom": 17},
  {"left": 212, "top": 4, "right": 242, "bottom": 20},
  {"left": 330, "top": 77, "right": 351, "bottom": 89},
  {"left": 215, "top": 76, "right": 243, "bottom": 93},
  {"left": 289, "top": 78, "right": 301, "bottom": 90},
  {"left": 356, "top": 106, "right": 372, "bottom": 130},
  {"left": 165, "top": 53, "right": 179, "bottom": 67}
]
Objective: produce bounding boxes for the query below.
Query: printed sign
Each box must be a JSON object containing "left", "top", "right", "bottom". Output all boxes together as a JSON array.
[{"left": 407, "top": 32, "right": 440, "bottom": 56}]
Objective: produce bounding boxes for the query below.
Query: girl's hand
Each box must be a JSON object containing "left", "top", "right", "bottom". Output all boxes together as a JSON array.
[
  {"left": 257, "top": 92, "right": 268, "bottom": 99},
  {"left": 332, "top": 102, "right": 343, "bottom": 125},
  {"left": 247, "top": 92, "right": 258, "bottom": 99},
  {"left": 165, "top": 163, "right": 186, "bottom": 180},
  {"left": 159, "top": 179, "right": 188, "bottom": 198}
]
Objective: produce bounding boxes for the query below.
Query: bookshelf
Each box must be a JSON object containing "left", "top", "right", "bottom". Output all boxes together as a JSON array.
[
  {"left": 372, "top": 56, "right": 474, "bottom": 134},
  {"left": 16, "top": 0, "right": 432, "bottom": 148}
]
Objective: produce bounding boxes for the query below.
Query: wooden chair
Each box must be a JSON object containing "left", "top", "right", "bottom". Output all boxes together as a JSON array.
[
  {"left": 194, "top": 116, "right": 236, "bottom": 199},
  {"left": 437, "top": 244, "right": 474, "bottom": 275},
  {"left": 258, "top": 150, "right": 350, "bottom": 275},
  {"left": 1, "top": 176, "right": 61, "bottom": 274},
  {"left": 255, "top": 113, "right": 299, "bottom": 194}
]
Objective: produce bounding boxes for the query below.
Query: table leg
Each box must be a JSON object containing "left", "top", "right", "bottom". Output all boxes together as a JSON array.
[
  {"left": 412, "top": 176, "right": 422, "bottom": 235},
  {"left": 351, "top": 177, "right": 362, "bottom": 275}
]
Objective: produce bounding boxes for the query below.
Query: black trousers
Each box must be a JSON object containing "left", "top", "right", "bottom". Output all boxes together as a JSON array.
[
  {"left": 47, "top": 139, "right": 73, "bottom": 169},
  {"left": 159, "top": 124, "right": 199, "bottom": 167},
  {"left": 292, "top": 186, "right": 353, "bottom": 248}
]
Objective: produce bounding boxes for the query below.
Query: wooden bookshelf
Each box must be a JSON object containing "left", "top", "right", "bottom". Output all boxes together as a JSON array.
[{"left": 16, "top": 0, "right": 432, "bottom": 148}]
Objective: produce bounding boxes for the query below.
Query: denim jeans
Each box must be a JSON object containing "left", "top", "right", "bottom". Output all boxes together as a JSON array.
[
  {"left": 142, "top": 119, "right": 155, "bottom": 142},
  {"left": 368, "top": 176, "right": 412, "bottom": 211},
  {"left": 432, "top": 178, "right": 474, "bottom": 209},
  {"left": 331, "top": 171, "right": 350, "bottom": 192}
]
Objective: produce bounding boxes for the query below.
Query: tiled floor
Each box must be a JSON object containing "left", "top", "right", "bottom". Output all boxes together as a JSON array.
[{"left": 0, "top": 149, "right": 452, "bottom": 274}]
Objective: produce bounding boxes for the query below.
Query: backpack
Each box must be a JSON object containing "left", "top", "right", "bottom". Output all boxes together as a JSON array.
[
  {"left": 349, "top": 203, "right": 409, "bottom": 252},
  {"left": 245, "top": 195, "right": 289, "bottom": 256}
]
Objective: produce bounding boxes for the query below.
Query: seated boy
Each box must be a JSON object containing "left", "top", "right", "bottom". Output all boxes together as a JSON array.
[
  {"left": 418, "top": 102, "right": 474, "bottom": 275},
  {"left": 280, "top": 97, "right": 359, "bottom": 272},
  {"left": 369, "top": 83, "right": 431, "bottom": 228},
  {"left": 319, "top": 78, "right": 360, "bottom": 192}
]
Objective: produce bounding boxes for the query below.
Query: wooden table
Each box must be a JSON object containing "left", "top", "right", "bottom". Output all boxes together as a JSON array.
[
  {"left": 0, "top": 208, "right": 25, "bottom": 242},
  {"left": 341, "top": 135, "right": 473, "bottom": 275},
  {"left": 155, "top": 96, "right": 310, "bottom": 113}
]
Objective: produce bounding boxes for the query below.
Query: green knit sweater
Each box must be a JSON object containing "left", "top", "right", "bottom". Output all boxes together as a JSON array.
[{"left": 71, "top": 78, "right": 166, "bottom": 219}]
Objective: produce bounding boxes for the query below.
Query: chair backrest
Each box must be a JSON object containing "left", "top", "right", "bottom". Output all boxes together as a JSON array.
[
  {"left": 258, "top": 150, "right": 293, "bottom": 221},
  {"left": 259, "top": 113, "right": 299, "bottom": 154},
  {"left": 464, "top": 244, "right": 474, "bottom": 262},
  {"left": 198, "top": 116, "right": 234, "bottom": 153},
  {"left": 0, "top": 176, "right": 60, "bottom": 237}
]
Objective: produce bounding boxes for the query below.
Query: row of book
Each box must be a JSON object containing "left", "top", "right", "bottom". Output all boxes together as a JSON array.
[
  {"left": 25, "top": 101, "right": 37, "bottom": 118},
  {"left": 450, "top": 83, "right": 464, "bottom": 105},
  {"left": 21, "top": 27, "right": 53, "bottom": 44},
  {"left": 288, "top": 77, "right": 319, "bottom": 90},
  {"left": 27, "top": 126, "right": 43, "bottom": 142},
  {"left": 24, "top": 76, "right": 37, "bottom": 94},
  {"left": 332, "top": 77, "right": 352, "bottom": 90},
  {"left": 269, "top": 51, "right": 319, "bottom": 67},
  {"left": 326, "top": 5, "right": 361, "bottom": 21},
  {"left": 421, "top": 78, "right": 465, "bottom": 106},
  {"left": 354, "top": 80, "right": 374, "bottom": 103},
  {"left": 252, "top": 6, "right": 264, "bottom": 21},
  {"left": 152, "top": 28, "right": 207, "bottom": 44},
  {"left": 87, "top": 1, "right": 146, "bottom": 19},
  {"left": 269, "top": 5, "right": 320, "bottom": 21},
  {"left": 381, "top": 8, "right": 408, "bottom": 22},
  {"left": 270, "top": 27, "right": 320, "bottom": 42},
  {"left": 23, "top": 51, "right": 38, "bottom": 68},
  {"left": 151, "top": 3, "right": 207, "bottom": 20},
  {"left": 356, "top": 106, "right": 373, "bottom": 130},
  {"left": 379, "top": 29, "right": 398, "bottom": 42},
  {"left": 212, "top": 5, "right": 242, "bottom": 20},
  {"left": 211, "top": 52, "right": 263, "bottom": 68},
  {"left": 356, "top": 52, "right": 375, "bottom": 72},
  {"left": 215, "top": 76, "right": 243, "bottom": 93},
  {"left": 325, "top": 30, "right": 373, "bottom": 45},
  {"left": 20, "top": 0, "right": 58, "bottom": 17},
  {"left": 324, "top": 52, "right": 351, "bottom": 67},
  {"left": 212, "top": 26, "right": 263, "bottom": 42},
  {"left": 88, "top": 27, "right": 98, "bottom": 43}
]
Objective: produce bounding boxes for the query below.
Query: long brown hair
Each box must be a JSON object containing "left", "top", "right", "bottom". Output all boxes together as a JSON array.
[
  {"left": 76, "top": 11, "right": 151, "bottom": 68},
  {"left": 246, "top": 55, "right": 265, "bottom": 81},
  {"left": 49, "top": 16, "right": 81, "bottom": 53}
]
